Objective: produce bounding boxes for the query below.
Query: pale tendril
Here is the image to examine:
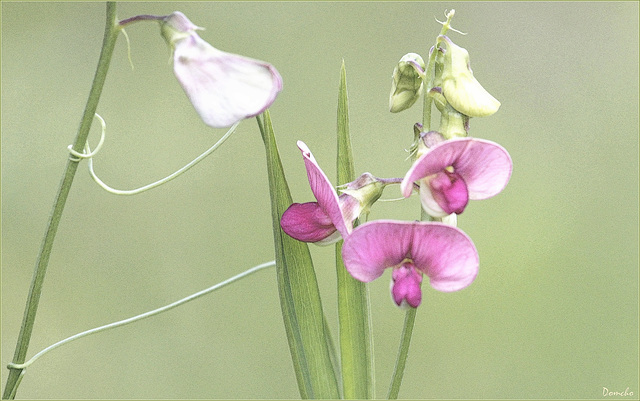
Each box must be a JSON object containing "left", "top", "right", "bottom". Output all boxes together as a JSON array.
[{"left": 67, "top": 113, "right": 240, "bottom": 195}]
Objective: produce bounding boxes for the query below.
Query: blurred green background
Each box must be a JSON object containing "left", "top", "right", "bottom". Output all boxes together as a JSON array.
[{"left": 2, "top": 2, "right": 638, "bottom": 399}]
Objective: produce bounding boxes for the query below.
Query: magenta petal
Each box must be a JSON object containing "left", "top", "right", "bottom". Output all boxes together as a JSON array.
[
  {"left": 401, "top": 138, "right": 511, "bottom": 201},
  {"left": 297, "top": 141, "right": 350, "bottom": 237},
  {"left": 429, "top": 171, "right": 469, "bottom": 214},
  {"left": 391, "top": 263, "right": 423, "bottom": 308},
  {"left": 342, "top": 220, "right": 478, "bottom": 292},
  {"left": 401, "top": 140, "right": 465, "bottom": 198},
  {"left": 280, "top": 202, "right": 337, "bottom": 243},
  {"left": 409, "top": 222, "right": 479, "bottom": 292},
  {"left": 341, "top": 220, "right": 415, "bottom": 282}
]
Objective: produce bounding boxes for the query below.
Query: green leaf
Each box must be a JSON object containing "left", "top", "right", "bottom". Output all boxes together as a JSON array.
[
  {"left": 335, "top": 60, "right": 374, "bottom": 399},
  {"left": 257, "top": 111, "right": 340, "bottom": 399}
]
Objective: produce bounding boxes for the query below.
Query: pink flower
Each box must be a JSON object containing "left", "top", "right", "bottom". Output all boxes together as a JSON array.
[
  {"left": 280, "top": 141, "right": 360, "bottom": 245},
  {"left": 401, "top": 137, "right": 512, "bottom": 218},
  {"left": 341, "top": 220, "right": 479, "bottom": 308},
  {"left": 161, "top": 12, "right": 283, "bottom": 128}
]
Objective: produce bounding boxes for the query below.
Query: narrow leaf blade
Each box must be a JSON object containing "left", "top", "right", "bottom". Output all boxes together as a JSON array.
[
  {"left": 335, "top": 60, "right": 374, "bottom": 399},
  {"left": 258, "top": 112, "right": 340, "bottom": 399}
]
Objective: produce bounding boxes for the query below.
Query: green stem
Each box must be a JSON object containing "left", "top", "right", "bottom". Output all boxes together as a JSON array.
[
  {"left": 389, "top": 13, "right": 457, "bottom": 398},
  {"left": 386, "top": 307, "right": 418, "bottom": 400},
  {"left": 2, "top": 3, "right": 120, "bottom": 399},
  {"left": 422, "top": 10, "right": 456, "bottom": 131}
]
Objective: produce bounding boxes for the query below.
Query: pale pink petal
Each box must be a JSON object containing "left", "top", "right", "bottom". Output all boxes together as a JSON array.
[
  {"left": 297, "top": 141, "right": 351, "bottom": 237},
  {"left": 418, "top": 181, "right": 447, "bottom": 218},
  {"left": 173, "top": 34, "right": 283, "bottom": 128},
  {"left": 280, "top": 202, "right": 337, "bottom": 243},
  {"left": 409, "top": 222, "right": 479, "bottom": 292},
  {"left": 341, "top": 220, "right": 415, "bottom": 282},
  {"left": 449, "top": 139, "right": 512, "bottom": 200},
  {"left": 338, "top": 193, "right": 361, "bottom": 225}
]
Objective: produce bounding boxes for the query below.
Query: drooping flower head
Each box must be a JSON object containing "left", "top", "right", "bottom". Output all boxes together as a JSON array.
[
  {"left": 401, "top": 137, "right": 512, "bottom": 218},
  {"left": 341, "top": 220, "right": 479, "bottom": 308},
  {"left": 280, "top": 141, "right": 362, "bottom": 245},
  {"left": 161, "top": 12, "right": 283, "bottom": 128}
]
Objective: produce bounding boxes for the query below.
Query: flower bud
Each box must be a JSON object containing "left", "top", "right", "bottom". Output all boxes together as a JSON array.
[
  {"left": 429, "top": 87, "right": 468, "bottom": 139},
  {"left": 389, "top": 53, "right": 425, "bottom": 113},
  {"left": 438, "top": 103, "right": 469, "bottom": 139},
  {"left": 421, "top": 130, "right": 446, "bottom": 149},
  {"left": 438, "top": 35, "right": 500, "bottom": 117}
]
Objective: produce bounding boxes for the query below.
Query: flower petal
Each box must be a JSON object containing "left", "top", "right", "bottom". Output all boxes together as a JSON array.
[
  {"left": 401, "top": 138, "right": 512, "bottom": 201},
  {"left": 391, "top": 263, "right": 423, "bottom": 308},
  {"left": 428, "top": 170, "right": 469, "bottom": 215},
  {"left": 448, "top": 139, "right": 512, "bottom": 200},
  {"left": 297, "top": 141, "right": 351, "bottom": 237},
  {"left": 280, "top": 202, "right": 337, "bottom": 243},
  {"left": 418, "top": 180, "right": 448, "bottom": 218},
  {"left": 173, "top": 34, "right": 283, "bottom": 128},
  {"left": 341, "top": 220, "right": 415, "bottom": 282},
  {"left": 342, "top": 220, "right": 478, "bottom": 292},
  {"left": 401, "top": 140, "right": 464, "bottom": 198},
  {"left": 409, "top": 222, "right": 478, "bottom": 292}
]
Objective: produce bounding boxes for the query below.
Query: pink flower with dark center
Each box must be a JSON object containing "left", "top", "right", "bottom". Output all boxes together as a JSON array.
[
  {"left": 161, "top": 12, "right": 283, "bottom": 128},
  {"left": 280, "top": 141, "right": 360, "bottom": 245},
  {"left": 401, "top": 137, "right": 512, "bottom": 218},
  {"left": 341, "top": 220, "right": 479, "bottom": 308}
]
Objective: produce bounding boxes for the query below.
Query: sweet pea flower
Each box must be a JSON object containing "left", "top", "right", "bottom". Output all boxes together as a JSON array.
[
  {"left": 161, "top": 12, "right": 283, "bottom": 128},
  {"left": 401, "top": 137, "right": 512, "bottom": 218},
  {"left": 341, "top": 220, "right": 479, "bottom": 308},
  {"left": 280, "top": 141, "right": 361, "bottom": 245}
]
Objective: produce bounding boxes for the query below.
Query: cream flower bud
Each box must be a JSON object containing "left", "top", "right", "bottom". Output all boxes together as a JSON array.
[
  {"left": 389, "top": 53, "right": 425, "bottom": 113},
  {"left": 438, "top": 35, "right": 500, "bottom": 117}
]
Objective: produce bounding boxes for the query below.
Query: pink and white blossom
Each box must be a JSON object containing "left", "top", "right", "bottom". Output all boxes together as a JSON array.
[
  {"left": 401, "top": 137, "right": 512, "bottom": 218},
  {"left": 341, "top": 220, "right": 479, "bottom": 307},
  {"left": 280, "top": 141, "right": 360, "bottom": 245}
]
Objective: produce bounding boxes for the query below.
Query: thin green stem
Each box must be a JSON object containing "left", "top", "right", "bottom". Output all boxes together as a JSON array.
[
  {"left": 7, "top": 261, "right": 275, "bottom": 372},
  {"left": 388, "top": 13, "right": 457, "bottom": 398},
  {"left": 3, "top": 3, "right": 120, "bottom": 399},
  {"left": 387, "top": 307, "right": 418, "bottom": 400},
  {"left": 422, "top": 9, "right": 456, "bottom": 131}
]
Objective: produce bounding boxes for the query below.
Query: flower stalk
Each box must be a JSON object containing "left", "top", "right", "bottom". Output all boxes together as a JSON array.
[
  {"left": 3, "top": 3, "right": 121, "bottom": 399},
  {"left": 422, "top": 10, "right": 457, "bottom": 133}
]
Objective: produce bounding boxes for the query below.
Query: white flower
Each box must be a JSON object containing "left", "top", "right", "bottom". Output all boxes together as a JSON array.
[{"left": 162, "top": 12, "right": 283, "bottom": 128}]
